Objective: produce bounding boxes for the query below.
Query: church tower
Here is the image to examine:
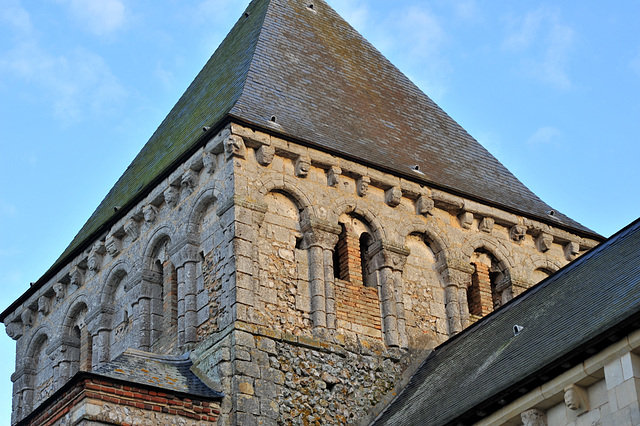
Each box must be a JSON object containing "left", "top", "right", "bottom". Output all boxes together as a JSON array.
[{"left": 2, "top": 1, "right": 601, "bottom": 425}]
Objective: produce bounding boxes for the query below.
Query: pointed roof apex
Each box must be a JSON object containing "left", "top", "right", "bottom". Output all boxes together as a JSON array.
[{"left": 43, "top": 0, "right": 598, "bottom": 288}]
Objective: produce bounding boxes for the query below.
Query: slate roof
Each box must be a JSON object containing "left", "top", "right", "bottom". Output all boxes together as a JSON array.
[
  {"left": 373, "top": 217, "right": 640, "bottom": 426},
  {"left": 3, "top": 0, "right": 599, "bottom": 317},
  {"left": 93, "top": 349, "right": 222, "bottom": 399}
]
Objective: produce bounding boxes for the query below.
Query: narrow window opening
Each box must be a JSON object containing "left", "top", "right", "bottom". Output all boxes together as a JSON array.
[
  {"left": 333, "top": 223, "right": 348, "bottom": 280},
  {"left": 295, "top": 236, "right": 303, "bottom": 249},
  {"left": 359, "top": 232, "right": 372, "bottom": 287},
  {"left": 270, "top": 115, "right": 277, "bottom": 122}
]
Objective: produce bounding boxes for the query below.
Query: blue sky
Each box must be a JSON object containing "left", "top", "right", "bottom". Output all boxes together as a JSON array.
[{"left": 1, "top": 0, "right": 639, "bottom": 422}]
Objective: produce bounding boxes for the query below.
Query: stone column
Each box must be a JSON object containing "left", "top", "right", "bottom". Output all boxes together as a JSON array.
[
  {"left": 86, "top": 305, "right": 114, "bottom": 367},
  {"left": 170, "top": 238, "right": 200, "bottom": 350},
  {"left": 369, "top": 240, "right": 410, "bottom": 348},
  {"left": 441, "top": 261, "right": 473, "bottom": 335},
  {"left": 48, "top": 336, "right": 80, "bottom": 388},
  {"left": 301, "top": 219, "right": 341, "bottom": 330},
  {"left": 130, "top": 269, "right": 163, "bottom": 351}
]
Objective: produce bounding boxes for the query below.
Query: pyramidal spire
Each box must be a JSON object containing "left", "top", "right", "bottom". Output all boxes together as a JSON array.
[{"left": 54, "top": 0, "right": 596, "bottom": 275}]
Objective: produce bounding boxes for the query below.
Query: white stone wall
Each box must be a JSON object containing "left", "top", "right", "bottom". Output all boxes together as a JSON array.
[{"left": 478, "top": 329, "right": 640, "bottom": 426}]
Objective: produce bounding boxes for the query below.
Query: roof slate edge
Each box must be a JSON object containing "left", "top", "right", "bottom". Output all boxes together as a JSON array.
[
  {"left": 1, "top": 0, "right": 271, "bottom": 321},
  {"left": 228, "top": 115, "right": 602, "bottom": 240},
  {"left": 0, "top": 112, "right": 603, "bottom": 322}
]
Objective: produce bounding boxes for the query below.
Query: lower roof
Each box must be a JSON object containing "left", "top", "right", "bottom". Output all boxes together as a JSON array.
[{"left": 374, "top": 217, "right": 640, "bottom": 426}]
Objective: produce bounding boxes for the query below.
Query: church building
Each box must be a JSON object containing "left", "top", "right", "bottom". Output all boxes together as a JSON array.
[{"left": 4, "top": 1, "right": 635, "bottom": 425}]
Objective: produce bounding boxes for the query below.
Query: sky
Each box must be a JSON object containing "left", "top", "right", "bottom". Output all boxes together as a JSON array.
[{"left": 1, "top": 0, "right": 639, "bottom": 422}]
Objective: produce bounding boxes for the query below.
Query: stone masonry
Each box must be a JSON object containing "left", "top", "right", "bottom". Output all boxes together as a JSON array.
[{"left": 3, "top": 123, "right": 600, "bottom": 425}]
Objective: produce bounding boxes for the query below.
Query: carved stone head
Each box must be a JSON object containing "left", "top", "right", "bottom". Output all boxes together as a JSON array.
[
  {"left": 536, "top": 233, "right": 554, "bottom": 252},
  {"left": 143, "top": 205, "right": 158, "bottom": 223},
  {"left": 164, "top": 186, "right": 179, "bottom": 207},
  {"left": 357, "top": 176, "right": 370, "bottom": 197},
  {"left": 295, "top": 156, "right": 311, "bottom": 178},
  {"left": 225, "top": 135, "right": 246, "bottom": 159},
  {"left": 564, "top": 384, "right": 588, "bottom": 411},
  {"left": 53, "top": 282, "right": 66, "bottom": 302},
  {"left": 510, "top": 225, "right": 527, "bottom": 243}
]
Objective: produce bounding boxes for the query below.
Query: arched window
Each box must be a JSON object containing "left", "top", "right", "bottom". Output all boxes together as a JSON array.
[
  {"left": 332, "top": 216, "right": 373, "bottom": 286},
  {"left": 467, "top": 251, "right": 511, "bottom": 320}
]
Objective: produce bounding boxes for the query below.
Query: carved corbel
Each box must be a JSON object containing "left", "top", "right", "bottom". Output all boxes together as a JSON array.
[
  {"left": 53, "top": 282, "right": 67, "bottom": 304},
  {"left": 564, "top": 241, "right": 580, "bottom": 261},
  {"left": 564, "top": 384, "right": 589, "bottom": 411},
  {"left": 256, "top": 145, "right": 275, "bottom": 166},
  {"left": 143, "top": 205, "right": 158, "bottom": 224},
  {"left": 225, "top": 135, "right": 246, "bottom": 159},
  {"left": 521, "top": 408, "right": 547, "bottom": 426},
  {"left": 70, "top": 267, "right": 85, "bottom": 289},
  {"left": 202, "top": 152, "right": 217, "bottom": 174},
  {"left": 88, "top": 242, "right": 106, "bottom": 272},
  {"left": 181, "top": 169, "right": 198, "bottom": 197},
  {"left": 458, "top": 211, "right": 473, "bottom": 229},
  {"left": 385, "top": 187, "right": 402, "bottom": 207},
  {"left": 536, "top": 233, "right": 553, "bottom": 252},
  {"left": 5, "top": 321, "right": 23, "bottom": 340},
  {"left": 356, "top": 176, "right": 370, "bottom": 197},
  {"left": 164, "top": 185, "right": 180, "bottom": 208},
  {"left": 105, "top": 234, "right": 121, "bottom": 257},
  {"left": 510, "top": 225, "right": 527, "bottom": 243},
  {"left": 327, "top": 166, "right": 342, "bottom": 187},
  {"left": 479, "top": 217, "right": 495, "bottom": 233},
  {"left": 21, "top": 307, "right": 35, "bottom": 328},
  {"left": 295, "top": 155, "right": 311, "bottom": 178},
  {"left": 416, "top": 195, "right": 434, "bottom": 216},
  {"left": 37, "top": 295, "right": 51, "bottom": 316}
]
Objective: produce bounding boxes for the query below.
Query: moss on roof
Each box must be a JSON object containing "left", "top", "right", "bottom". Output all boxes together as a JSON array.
[{"left": 11, "top": 0, "right": 600, "bottom": 312}]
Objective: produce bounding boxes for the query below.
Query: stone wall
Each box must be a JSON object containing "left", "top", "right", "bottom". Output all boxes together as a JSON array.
[
  {"left": 19, "top": 375, "right": 220, "bottom": 426},
  {"left": 3, "top": 123, "right": 601, "bottom": 424}
]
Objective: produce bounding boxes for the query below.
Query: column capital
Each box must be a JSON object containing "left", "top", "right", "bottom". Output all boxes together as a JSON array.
[
  {"left": 301, "top": 218, "right": 341, "bottom": 250},
  {"left": 368, "top": 240, "right": 410, "bottom": 271}
]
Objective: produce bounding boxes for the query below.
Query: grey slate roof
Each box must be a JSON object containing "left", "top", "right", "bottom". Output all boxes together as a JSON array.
[
  {"left": 373, "top": 218, "right": 640, "bottom": 426},
  {"left": 93, "top": 349, "right": 222, "bottom": 399},
  {"left": 3, "top": 0, "right": 599, "bottom": 317}
]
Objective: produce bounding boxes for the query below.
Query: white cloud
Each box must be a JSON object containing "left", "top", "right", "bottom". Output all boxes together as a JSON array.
[
  {"left": 65, "top": 0, "right": 126, "bottom": 35},
  {"left": 0, "top": 0, "right": 32, "bottom": 35},
  {"left": 527, "top": 126, "right": 561, "bottom": 146},
  {"left": 328, "top": 0, "right": 370, "bottom": 33},
  {"left": 0, "top": 201, "right": 17, "bottom": 216},
  {"left": 502, "top": 8, "right": 574, "bottom": 90},
  {"left": 383, "top": 6, "right": 450, "bottom": 99},
  {"left": 0, "top": 42, "right": 127, "bottom": 124},
  {"left": 453, "top": 0, "right": 481, "bottom": 22}
]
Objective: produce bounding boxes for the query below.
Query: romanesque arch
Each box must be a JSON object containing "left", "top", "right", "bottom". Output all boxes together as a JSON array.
[
  {"left": 142, "top": 230, "right": 177, "bottom": 353},
  {"left": 22, "top": 327, "right": 52, "bottom": 411},
  {"left": 91, "top": 262, "right": 131, "bottom": 364},
  {"left": 461, "top": 234, "right": 514, "bottom": 321},
  {"left": 255, "top": 188, "right": 310, "bottom": 334},
  {"left": 255, "top": 174, "right": 314, "bottom": 215},
  {"left": 61, "top": 298, "right": 89, "bottom": 378},
  {"left": 329, "top": 196, "right": 386, "bottom": 242},
  {"left": 529, "top": 256, "right": 563, "bottom": 286}
]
